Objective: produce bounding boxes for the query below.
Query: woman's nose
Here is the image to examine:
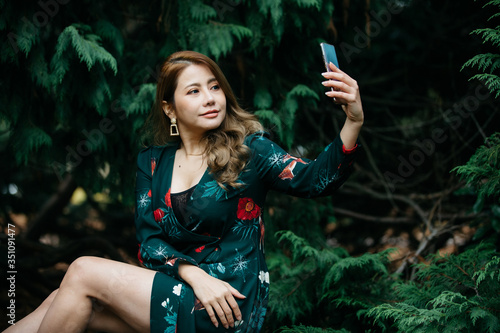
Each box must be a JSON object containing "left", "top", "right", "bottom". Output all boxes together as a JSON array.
[{"left": 204, "top": 89, "right": 215, "bottom": 105}]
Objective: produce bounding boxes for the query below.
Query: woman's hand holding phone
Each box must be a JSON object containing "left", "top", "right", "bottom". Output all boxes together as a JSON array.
[
  {"left": 320, "top": 43, "right": 364, "bottom": 149},
  {"left": 322, "top": 62, "right": 364, "bottom": 149},
  {"left": 322, "top": 62, "right": 363, "bottom": 124}
]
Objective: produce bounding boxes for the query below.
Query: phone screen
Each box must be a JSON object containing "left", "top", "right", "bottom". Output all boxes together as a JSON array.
[{"left": 320, "top": 43, "right": 339, "bottom": 71}]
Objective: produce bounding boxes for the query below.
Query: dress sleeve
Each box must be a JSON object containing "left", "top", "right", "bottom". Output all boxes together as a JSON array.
[
  {"left": 135, "top": 147, "right": 198, "bottom": 280},
  {"left": 247, "top": 132, "right": 359, "bottom": 198}
]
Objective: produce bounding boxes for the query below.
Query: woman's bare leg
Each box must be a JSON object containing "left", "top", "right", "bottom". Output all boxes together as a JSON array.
[
  {"left": 27, "top": 256, "right": 157, "bottom": 333},
  {"left": 2, "top": 290, "right": 59, "bottom": 333},
  {"left": 87, "top": 304, "right": 137, "bottom": 333},
  {"left": 3, "top": 286, "right": 141, "bottom": 333}
]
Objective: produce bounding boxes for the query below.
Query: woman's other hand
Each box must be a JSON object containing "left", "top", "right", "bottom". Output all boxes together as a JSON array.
[{"left": 179, "top": 263, "right": 245, "bottom": 329}]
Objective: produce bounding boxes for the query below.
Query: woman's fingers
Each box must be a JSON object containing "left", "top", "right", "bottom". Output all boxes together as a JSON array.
[
  {"left": 322, "top": 73, "right": 357, "bottom": 91},
  {"left": 321, "top": 63, "right": 364, "bottom": 122},
  {"left": 328, "top": 61, "right": 338, "bottom": 72},
  {"left": 209, "top": 294, "right": 240, "bottom": 329},
  {"left": 205, "top": 300, "right": 232, "bottom": 329},
  {"left": 326, "top": 62, "right": 352, "bottom": 80},
  {"left": 183, "top": 267, "right": 246, "bottom": 329},
  {"left": 226, "top": 293, "right": 242, "bottom": 322},
  {"left": 227, "top": 283, "right": 244, "bottom": 321},
  {"left": 228, "top": 284, "right": 246, "bottom": 300},
  {"left": 322, "top": 80, "right": 357, "bottom": 105},
  {"left": 323, "top": 63, "right": 357, "bottom": 86},
  {"left": 200, "top": 286, "right": 244, "bottom": 329},
  {"left": 214, "top": 300, "right": 232, "bottom": 329},
  {"left": 205, "top": 304, "right": 220, "bottom": 328}
]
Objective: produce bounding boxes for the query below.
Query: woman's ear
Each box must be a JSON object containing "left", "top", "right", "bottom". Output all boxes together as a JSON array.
[{"left": 162, "top": 101, "right": 175, "bottom": 120}]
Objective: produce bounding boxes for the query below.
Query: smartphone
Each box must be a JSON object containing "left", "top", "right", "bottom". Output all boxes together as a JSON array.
[{"left": 320, "top": 42, "right": 339, "bottom": 71}]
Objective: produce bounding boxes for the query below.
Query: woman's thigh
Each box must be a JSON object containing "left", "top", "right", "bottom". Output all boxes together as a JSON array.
[{"left": 64, "top": 256, "right": 156, "bottom": 333}]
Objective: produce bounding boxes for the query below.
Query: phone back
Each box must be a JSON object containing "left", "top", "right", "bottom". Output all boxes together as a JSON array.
[{"left": 320, "top": 43, "right": 339, "bottom": 71}]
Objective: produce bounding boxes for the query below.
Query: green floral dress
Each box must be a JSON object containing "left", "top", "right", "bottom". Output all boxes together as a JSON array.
[{"left": 135, "top": 131, "right": 359, "bottom": 333}]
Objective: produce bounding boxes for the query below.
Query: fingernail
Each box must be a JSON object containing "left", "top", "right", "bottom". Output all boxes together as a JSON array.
[
  {"left": 321, "top": 72, "right": 328, "bottom": 76},
  {"left": 322, "top": 81, "right": 328, "bottom": 86}
]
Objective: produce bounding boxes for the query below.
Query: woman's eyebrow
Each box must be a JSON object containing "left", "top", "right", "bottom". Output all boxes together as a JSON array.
[{"left": 183, "top": 77, "right": 217, "bottom": 90}]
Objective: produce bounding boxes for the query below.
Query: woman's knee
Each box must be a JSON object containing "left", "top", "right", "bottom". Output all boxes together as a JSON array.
[{"left": 61, "top": 256, "right": 102, "bottom": 290}]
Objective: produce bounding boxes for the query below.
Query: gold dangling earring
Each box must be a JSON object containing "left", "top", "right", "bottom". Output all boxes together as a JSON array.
[{"left": 170, "top": 118, "right": 179, "bottom": 136}]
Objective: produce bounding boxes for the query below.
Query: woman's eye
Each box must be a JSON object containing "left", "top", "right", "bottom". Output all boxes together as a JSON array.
[
  {"left": 211, "top": 84, "right": 220, "bottom": 91},
  {"left": 188, "top": 89, "right": 199, "bottom": 95}
]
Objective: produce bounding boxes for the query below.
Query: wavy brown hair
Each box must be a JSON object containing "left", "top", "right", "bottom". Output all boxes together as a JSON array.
[{"left": 144, "top": 51, "right": 263, "bottom": 189}]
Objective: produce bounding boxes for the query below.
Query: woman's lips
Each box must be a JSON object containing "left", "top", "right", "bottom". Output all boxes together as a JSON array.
[{"left": 201, "top": 110, "right": 219, "bottom": 118}]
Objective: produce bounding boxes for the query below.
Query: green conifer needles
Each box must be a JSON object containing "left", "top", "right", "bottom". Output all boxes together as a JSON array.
[
  {"left": 52, "top": 24, "right": 118, "bottom": 83},
  {"left": 461, "top": 0, "right": 500, "bottom": 98},
  {"left": 368, "top": 243, "right": 500, "bottom": 333}
]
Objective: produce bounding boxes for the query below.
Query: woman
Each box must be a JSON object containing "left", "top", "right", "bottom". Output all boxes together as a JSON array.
[{"left": 4, "top": 50, "right": 363, "bottom": 333}]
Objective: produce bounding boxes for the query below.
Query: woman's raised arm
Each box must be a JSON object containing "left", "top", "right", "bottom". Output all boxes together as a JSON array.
[{"left": 322, "top": 62, "right": 364, "bottom": 150}]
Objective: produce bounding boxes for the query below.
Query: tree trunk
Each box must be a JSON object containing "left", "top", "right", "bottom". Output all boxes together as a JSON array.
[{"left": 24, "top": 174, "right": 77, "bottom": 241}]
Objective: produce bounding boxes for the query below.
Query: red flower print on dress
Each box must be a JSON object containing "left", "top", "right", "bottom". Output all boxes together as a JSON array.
[
  {"left": 278, "top": 155, "right": 308, "bottom": 180},
  {"left": 148, "top": 189, "right": 152, "bottom": 197},
  {"left": 259, "top": 216, "right": 265, "bottom": 250},
  {"left": 282, "top": 154, "right": 306, "bottom": 164},
  {"left": 237, "top": 197, "right": 261, "bottom": 220},
  {"left": 151, "top": 157, "right": 157, "bottom": 175},
  {"left": 278, "top": 161, "right": 297, "bottom": 180},
  {"left": 192, "top": 298, "right": 205, "bottom": 312},
  {"left": 195, "top": 245, "right": 205, "bottom": 253},
  {"left": 165, "top": 188, "right": 172, "bottom": 208},
  {"left": 137, "top": 244, "right": 144, "bottom": 264},
  {"left": 166, "top": 257, "right": 178, "bottom": 266},
  {"left": 153, "top": 208, "right": 165, "bottom": 222}
]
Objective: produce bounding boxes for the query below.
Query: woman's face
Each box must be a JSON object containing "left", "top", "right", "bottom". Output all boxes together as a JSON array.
[{"left": 165, "top": 64, "right": 227, "bottom": 138}]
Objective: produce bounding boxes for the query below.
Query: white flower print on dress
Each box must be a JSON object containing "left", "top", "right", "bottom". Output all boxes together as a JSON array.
[
  {"left": 173, "top": 283, "right": 182, "bottom": 296},
  {"left": 138, "top": 192, "right": 150, "bottom": 208},
  {"left": 258, "top": 271, "right": 269, "bottom": 284},
  {"left": 152, "top": 244, "right": 168, "bottom": 259},
  {"left": 231, "top": 249, "right": 250, "bottom": 282},
  {"left": 161, "top": 299, "right": 169, "bottom": 308}
]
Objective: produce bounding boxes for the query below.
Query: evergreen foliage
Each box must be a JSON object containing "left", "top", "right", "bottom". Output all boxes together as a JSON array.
[
  {"left": 454, "top": 0, "right": 500, "bottom": 242},
  {"left": 453, "top": 133, "right": 500, "bottom": 202},
  {"left": 462, "top": 0, "right": 500, "bottom": 97},
  {"left": 364, "top": 2, "right": 500, "bottom": 331},
  {"left": 457, "top": 0, "right": 500, "bottom": 205},
  {"left": 277, "top": 325, "right": 350, "bottom": 333},
  {"left": 367, "top": 243, "right": 500, "bottom": 333},
  {"left": 267, "top": 230, "right": 395, "bottom": 331},
  {"left": 11, "top": 126, "right": 52, "bottom": 165},
  {"left": 1, "top": 0, "right": 500, "bottom": 332}
]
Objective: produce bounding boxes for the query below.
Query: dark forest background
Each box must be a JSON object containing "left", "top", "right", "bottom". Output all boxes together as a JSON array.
[{"left": 1, "top": 0, "right": 499, "bottom": 332}]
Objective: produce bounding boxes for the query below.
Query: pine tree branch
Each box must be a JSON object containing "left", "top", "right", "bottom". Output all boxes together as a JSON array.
[
  {"left": 357, "top": 135, "right": 398, "bottom": 209},
  {"left": 332, "top": 207, "right": 415, "bottom": 224},
  {"left": 396, "top": 227, "right": 439, "bottom": 276},
  {"left": 341, "top": 183, "right": 429, "bottom": 225},
  {"left": 18, "top": 235, "right": 128, "bottom": 269}
]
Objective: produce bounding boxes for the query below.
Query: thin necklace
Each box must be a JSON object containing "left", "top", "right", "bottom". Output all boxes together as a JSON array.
[
  {"left": 178, "top": 151, "right": 204, "bottom": 168},
  {"left": 180, "top": 143, "right": 204, "bottom": 156}
]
